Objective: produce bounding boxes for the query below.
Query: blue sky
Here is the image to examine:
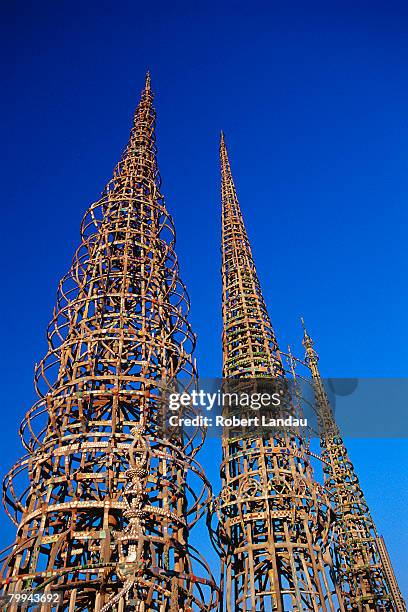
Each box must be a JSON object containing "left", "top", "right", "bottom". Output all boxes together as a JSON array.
[{"left": 1, "top": 0, "right": 407, "bottom": 597}]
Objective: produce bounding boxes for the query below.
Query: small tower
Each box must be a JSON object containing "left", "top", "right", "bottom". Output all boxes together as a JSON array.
[
  {"left": 1, "top": 74, "right": 218, "bottom": 611},
  {"left": 302, "top": 319, "right": 406, "bottom": 612},
  {"left": 216, "top": 133, "right": 345, "bottom": 611}
]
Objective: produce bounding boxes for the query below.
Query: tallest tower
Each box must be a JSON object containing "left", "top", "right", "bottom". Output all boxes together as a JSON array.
[
  {"left": 217, "top": 133, "right": 345, "bottom": 611},
  {"left": 1, "top": 74, "right": 218, "bottom": 611}
]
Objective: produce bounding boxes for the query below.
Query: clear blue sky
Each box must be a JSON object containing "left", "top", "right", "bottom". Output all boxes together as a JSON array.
[{"left": 1, "top": 0, "right": 407, "bottom": 597}]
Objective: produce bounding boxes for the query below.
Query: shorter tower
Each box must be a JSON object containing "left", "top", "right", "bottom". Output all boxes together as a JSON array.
[
  {"left": 302, "top": 319, "right": 406, "bottom": 612},
  {"left": 216, "top": 133, "right": 345, "bottom": 611}
]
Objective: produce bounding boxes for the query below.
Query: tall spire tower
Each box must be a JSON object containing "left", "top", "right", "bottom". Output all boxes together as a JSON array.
[
  {"left": 302, "top": 320, "right": 406, "bottom": 612},
  {"left": 216, "top": 134, "right": 345, "bottom": 611},
  {"left": 1, "top": 74, "right": 218, "bottom": 611},
  {"left": 220, "top": 131, "right": 283, "bottom": 379}
]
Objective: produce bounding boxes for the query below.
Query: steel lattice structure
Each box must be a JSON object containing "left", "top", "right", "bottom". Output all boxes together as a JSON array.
[
  {"left": 302, "top": 321, "right": 406, "bottom": 612},
  {"left": 214, "top": 133, "right": 345, "bottom": 611},
  {"left": 1, "top": 73, "right": 219, "bottom": 612}
]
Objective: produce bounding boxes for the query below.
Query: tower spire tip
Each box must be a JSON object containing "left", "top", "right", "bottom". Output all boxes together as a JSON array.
[
  {"left": 300, "top": 316, "right": 311, "bottom": 340},
  {"left": 144, "top": 70, "right": 151, "bottom": 92}
]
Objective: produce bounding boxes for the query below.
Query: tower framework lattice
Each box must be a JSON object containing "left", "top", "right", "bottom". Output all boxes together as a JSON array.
[
  {"left": 302, "top": 321, "right": 405, "bottom": 612},
  {"left": 214, "top": 133, "right": 345, "bottom": 611},
  {"left": 1, "top": 74, "right": 218, "bottom": 612}
]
